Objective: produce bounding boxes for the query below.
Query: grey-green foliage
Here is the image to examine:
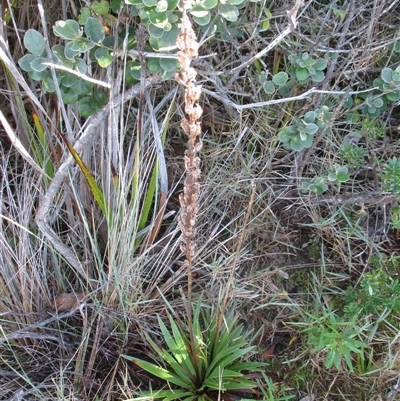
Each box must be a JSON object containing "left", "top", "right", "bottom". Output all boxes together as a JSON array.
[
  {"left": 259, "top": 71, "right": 289, "bottom": 94},
  {"left": 381, "top": 156, "right": 400, "bottom": 198},
  {"left": 346, "top": 65, "right": 400, "bottom": 120},
  {"left": 278, "top": 105, "right": 332, "bottom": 151},
  {"left": 125, "top": 0, "right": 259, "bottom": 53},
  {"left": 288, "top": 52, "right": 328, "bottom": 84},
  {"left": 19, "top": 19, "right": 108, "bottom": 117},
  {"left": 301, "top": 164, "right": 349, "bottom": 195}
]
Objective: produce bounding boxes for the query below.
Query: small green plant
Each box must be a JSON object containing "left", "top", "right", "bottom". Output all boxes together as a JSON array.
[
  {"left": 123, "top": 302, "right": 265, "bottom": 401},
  {"left": 327, "top": 163, "right": 350, "bottom": 183},
  {"left": 301, "top": 176, "right": 328, "bottom": 195},
  {"left": 344, "top": 268, "right": 400, "bottom": 317},
  {"left": 390, "top": 206, "right": 400, "bottom": 229},
  {"left": 288, "top": 52, "right": 328, "bottom": 84},
  {"left": 19, "top": 22, "right": 109, "bottom": 116},
  {"left": 381, "top": 157, "right": 400, "bottom": 197},
  {"left": 279, "top": 106, "right": 332, "bottom": 151},
  {"left": 301, "top": 164, "right": 349, "bottom": 195},
  {"left": 259, "top": 71, "right": 289, "bottom": 94},
  {"left": 348, "top": 66, "right": 400, "bottom": 118},
  {"left": 340, "top": 142, "right": 366, "bottom": 170},
  {"left": 297, "top": 307, "right": 369, "bottom": 373},
  {"left": 358, "top": 115, "right": 386, "bottom": 141},
  {"left": 125, "top": 0, "right": 259, "bottom": 50}
]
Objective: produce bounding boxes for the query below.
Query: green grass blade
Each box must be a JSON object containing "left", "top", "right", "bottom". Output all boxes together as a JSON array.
[
  {"left": 57, "top": 132, "right": 112, "bottom": 224},
  {"left": 123, "top": 356, "right": 192, "bottom": 390}
]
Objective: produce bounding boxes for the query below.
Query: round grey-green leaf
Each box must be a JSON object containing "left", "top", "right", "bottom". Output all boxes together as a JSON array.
[
  {"left": 142, "top": 0, "right": 157, "bottom": 6},
  {"left": 192, "top": 11, "right": 211, "bottom": 26},
  {"left": 312, "top": 71, "right": 325, "bottom": 83},
  {"left": 125, "top": 61, "right": 141, "bottom": 84},
  {"left": 147, "top": 58, "right": 162, "bottom": 74},
  {"left": 227, "top": 0, "right": 244, "bottom": 5},
  {"left": 161, "top": 26, "right": 180, "bottom": 47},
  {"left": 149, "top": 11, "right": 168, "bottom": 28},
  {"left": 303, "top": 111, "right": 315, "bottom": 123},
  {"left": 218, "top": 4, "right": 239, "bottom": 22},
  {"left": 262, "top": 80, "right": 275, "bottom": 94},
  {"left": 78, "top": 97, "right": 94, "bottom": 117},
  {"left": 166, "top": 0, "right": 179, "bottom": 11},
  {"left": 71, "top": 38, "right": 95, "bottom": 53},
  {"left": 156, "top": 0, "right": 168, "bottom": 12},
  {"left": 65, "top": 41, "right": 80, "bottom": 60},
  {"left": 148, "top": 23, "right": 164, "bottom": 38},
  {"left": 92, "top": 0, "right": 109, "bottom": 15},
  {"left": 95, "top": 48, "right": 113, "bottom": 68},
  {"left": 52, "top": 45, "right": 67, "bottom": 62},
  {"left": 159, "top": 57, "right": 178, "bottom": 72},
  {"left": 19, "top": 54, "right": 36, "bottom": 72},
  {"left": 272, "top": 71, "right": 288, "bottom": 86},
  {"left": 304, "top": 123, "right": 318, "bottom": 135},
  {"left": 29, "top": 69, "right": 47, "bottom": 81},
  {"left": 53, "top": 20, "right": 81, "bottom": 40},
  {"left": 71, "top": 78, "right": 94, "bottom": 96},
  {"left": 60, "top": 71, "right": 77, "bottom": 87},
  {"left": 89, "top": 90, "right": 107, "bottom": 110},
  {"left": 203, "top": 0, "right": 217, "bottom": 8},
  {"left": 85, "top": 17, "right": 105, "bottom": 43},
  {"left": 42, "top": 70, "right": 61, "bottom": 93},
  {"left": 78, "top": 7, "right": 91, "bottom": 25},
  {"left": 30, "top": 57, "right": 48, "bottom": 72},
  {"left": 60, "top": 86, "right": 79, "bottom": 104},
  {"left": 314, "top": 58, "right": 327, "bottom": 71},
  {"left": 295, "top": 67, "right": 309, "bottom": 82},
  {"left": 24, "top": 29, "right": 46, "bottom": 56},
  {"left": 190, "top": 5, "right": 209, "bottom": 17},
  {"left": 75, "top": 58, "right": 87, "bottom": 74}
]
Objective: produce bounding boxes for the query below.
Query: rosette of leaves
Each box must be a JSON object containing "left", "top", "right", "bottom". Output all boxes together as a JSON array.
[
  {"left": 288, "top": 52, "right": 328, "bottom": 84},
  {"left": 278, "top": 111, "right": 319, "bottom": 151},
  {"left": 301, "top": 176, "right": 328, "bottom": 195},
  {"left": 123, "top": 301, "right": 265, "bottom": 401},
  {"left": 18, "top": 20, "right": 107, "bottom": 117},
  {"left": 278, "top": 106, "right": 332, "bottom": 152},
  {"left": 327, "top": 164, "right": 349, "bottom": 184}
]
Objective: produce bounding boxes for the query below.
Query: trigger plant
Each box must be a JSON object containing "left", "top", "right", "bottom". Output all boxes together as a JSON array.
[
  {"left": 174, "top": 0, "right": 203, "bottom": 339},
  {"left": 123, "top": 4, "right": 267, "bottom": 401}
]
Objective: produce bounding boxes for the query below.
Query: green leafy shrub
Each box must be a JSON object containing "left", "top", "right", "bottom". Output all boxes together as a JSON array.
[
  {"left": 340, "top": 143, "right": 366, "bottom": 170},
  {"left": 344, "top": 268, "right": 400, "bottom": 317},
  {"left": 296, "top": 307, "right": 369, "bottom": 373},
  {"left": 301, "top": 176, "right": 328, "bottom": 195},
  {"left": 278, "top": 106, "right": 332, "bottom": 151},
  {"left": 288, "top": 52, "right": 328, "bottom": 84},
  {"left": 301, "top": 164, "right": 349, "bottom": 195},
  {"left": 123, "top": 301, "right": 265, "bottom": 401},
  {"left": 19, "top": 23, "right": 108, "bottom": 116},
  {"left": 327, "top": 164, "right": 350, "bottom": 184},
  {"left": 347, "top": 66, "right": 400, "bottom": 119},
  {"left": 259, "top": 71, "right": 289, "bottom": 94}
]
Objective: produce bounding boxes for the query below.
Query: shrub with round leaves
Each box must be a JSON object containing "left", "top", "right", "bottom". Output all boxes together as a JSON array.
[
  {"left": 278, "top": 106, "right": 332, "bottom": 152},
  {"left": 19, "top": 21, "right": 108, "bottom": 116},
  {"left": 288, "top": 52, "right": 328, "bottom": 84}
]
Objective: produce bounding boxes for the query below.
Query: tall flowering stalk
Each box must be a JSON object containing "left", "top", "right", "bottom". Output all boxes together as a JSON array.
[{"left": 175, "top": 1, "right": 202, "bottom": 339}]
